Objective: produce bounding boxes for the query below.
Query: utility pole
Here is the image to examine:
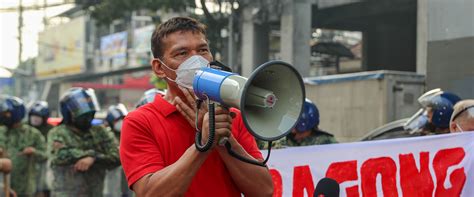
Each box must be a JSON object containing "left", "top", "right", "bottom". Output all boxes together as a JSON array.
[
  {"left": 43, "top": 0, "right": 48, "bottom": 27},
  {"left": 227, "top": 2, "right": 235, "bottom": 71},
  {"left": 18, "top": 0, "right": 23, "bottom": 66}
]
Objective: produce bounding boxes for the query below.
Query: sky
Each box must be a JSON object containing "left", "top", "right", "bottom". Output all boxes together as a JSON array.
[{"left": 0, "top": 0, "right": 73, "bottom": 77}]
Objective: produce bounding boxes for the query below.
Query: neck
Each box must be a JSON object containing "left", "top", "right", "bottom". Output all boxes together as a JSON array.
[
  {"left": 67, "top": 124, "right": 85, "bottom": 135},
  {"left": 164, "top": 83, "right": 193, "bottom": 106},
  {"left": 9, "top": 122, "right": 21, "bottom": 129},
  {"left": 294, "top": 130, "right": 312, "bottom": 142}
]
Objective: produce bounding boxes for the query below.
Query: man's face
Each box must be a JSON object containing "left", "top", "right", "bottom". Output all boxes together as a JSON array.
[
  {"left": 0, "top": 111, "right": 12, "bottom": 125},
  {"left": 154, "top": 31, "right": 212, "bottom": 82},
  {"left": 426, "top": 107, "right": 434, "bottom": 123}
]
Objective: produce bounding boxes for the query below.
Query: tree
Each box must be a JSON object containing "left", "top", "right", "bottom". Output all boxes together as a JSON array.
[{"left": 78, "top": 0, "right": 240, "bottom": 59}]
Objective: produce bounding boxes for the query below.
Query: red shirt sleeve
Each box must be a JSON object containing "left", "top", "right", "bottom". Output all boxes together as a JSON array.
[
  {"left": 230, "top": 108, "right": 263, "bottom": 160},
  {"left": 120, "top": 113, "right": 165, "bottom": 189}
]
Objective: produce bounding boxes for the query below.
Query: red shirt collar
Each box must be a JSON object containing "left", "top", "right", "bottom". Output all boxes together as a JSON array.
[{"left": 152, "top": 94, "right": 177, "bottom": 117}]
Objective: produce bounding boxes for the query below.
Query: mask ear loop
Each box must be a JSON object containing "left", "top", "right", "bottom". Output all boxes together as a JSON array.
[
  {"left": 456, "top": 123, "right": 464, "bottom": 133},
  {"left": 155, "top": 58, "right": 178, "bottom": 83}
]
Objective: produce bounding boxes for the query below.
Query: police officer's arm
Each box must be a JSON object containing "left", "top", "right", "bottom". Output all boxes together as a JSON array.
[
  {"left": 0, "top": 127, "right": 6, "bottom": 157},
  {"left": 93, "top": 127, "right": 120, "bottom": 168},
  {"left": 48, "top": 129, "right": 96, "bottom": 165}
]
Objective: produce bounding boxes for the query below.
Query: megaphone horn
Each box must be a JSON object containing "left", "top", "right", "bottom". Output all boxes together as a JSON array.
[{"left": 193, "top": 60, "right": 305, "bottom": 142}]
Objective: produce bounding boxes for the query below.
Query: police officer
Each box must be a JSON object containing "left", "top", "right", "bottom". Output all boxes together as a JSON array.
[
  {"left": 405, "top": 89, "right": 461, "bottom": 135},
  {"left": 27, "top": 101, "right": 53, "bottom": 197},
  {"left": 0, "top": 95, "right": 47, "bottom": 197},
  {"left": 285, "top": 99, "right": 338, "bottom": 146},
  {"left": 103, "top": 104, "right": 131, "bottom": 197},
  {"left": 47, "top": 88, "right": 120, "bottom": 197},
  {"left": 135, "top": 88, "right": 165, "bottom": 109},
  {"left": 28, "top": 101, "right": 53, "bottom": 139}
]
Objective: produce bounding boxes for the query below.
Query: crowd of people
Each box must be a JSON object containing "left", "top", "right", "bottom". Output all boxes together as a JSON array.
[
  {"left": 0, "top": 16, "right": 473, "bottom": 197},
  {"left": 0, "top": 88, "right": 163, "bottom": 197}
]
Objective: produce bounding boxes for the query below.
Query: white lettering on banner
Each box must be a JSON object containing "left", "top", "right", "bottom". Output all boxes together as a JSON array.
[{"left": 262, "top": 132, "right": 474, "bottom": 197}]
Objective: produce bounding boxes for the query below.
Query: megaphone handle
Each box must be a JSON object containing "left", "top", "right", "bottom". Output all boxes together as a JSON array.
[
  {"left": 195, "top": 102, "right": 215, "bottom": 152},
  {"left": 224, "top": 140, "right": 272, "bottom": 167}
]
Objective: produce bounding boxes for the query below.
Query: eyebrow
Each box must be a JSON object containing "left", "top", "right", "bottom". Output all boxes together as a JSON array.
[
  {"left": 197, "top": 43, "right": 209, "bottom": 49},
  {"left": 169, "top": 42, "right": 209, "bottom": 54},
  {"left": 169, "top": 45, "right": 188, "bottom": 53}
]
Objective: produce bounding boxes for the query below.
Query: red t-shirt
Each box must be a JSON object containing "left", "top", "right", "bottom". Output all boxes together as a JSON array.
[{"left": 120, "top": 95, "right": 263, "bottom": 196}]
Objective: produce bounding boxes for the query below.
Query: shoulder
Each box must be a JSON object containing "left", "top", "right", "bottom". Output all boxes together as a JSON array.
[
  {"left": 22, "top": 124, "right": 42, "bottom": 136},
  {"left": 123, "top": 105, "right": 163, "bottom": 133},
  {"left": 46, "top": 124, "right": 55, "bottom": 130},
  {"left": 49, "top": 124, "right": 68, "bottom": 134},
  {"left": 0, "top": 126, "right": 6, "bottom": 133},
  {"left": 48, "top": 125, "right": 70, "bottom": 139},
  {"left": 125, "top": 106, "right": 153, "bottom": 125},
  {"left": 311, "top": 129, "right": 338, "bottom": 144},
  {"left": 312, "top": 129, "right": 334, "bottom": 137},
  {"left": 90, "top": 125, "right": 114, "bottom": 138}
]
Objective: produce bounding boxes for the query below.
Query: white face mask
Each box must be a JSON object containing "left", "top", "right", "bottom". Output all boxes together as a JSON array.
[
  {"left": 113, "top": 119, "right": 123, "bottom": 133},
  {"left": 456, "top": 123, "right": 464, "bottom": 133},
  {"left": 30, "top": 115, "right": 43, "bottom": 126},
  {"left": 158, "top": 55, "right": 210, "bottom": 89}
]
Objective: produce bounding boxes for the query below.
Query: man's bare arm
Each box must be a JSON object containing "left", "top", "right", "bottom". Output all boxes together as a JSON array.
[{"left": 217, "top": 137, "right": 274, "bottom": 197}]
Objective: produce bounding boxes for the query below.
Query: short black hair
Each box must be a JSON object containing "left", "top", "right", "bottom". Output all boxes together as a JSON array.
[{"left": 151, "top": 17, "right": 207, "bottom": 58}]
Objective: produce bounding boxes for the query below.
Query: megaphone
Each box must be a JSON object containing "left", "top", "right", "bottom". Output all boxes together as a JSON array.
[{"left": 192, "top": 61, "right": 305, "bottom": 165}]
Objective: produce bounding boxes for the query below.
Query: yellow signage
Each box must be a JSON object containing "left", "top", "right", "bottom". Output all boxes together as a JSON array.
[{"left": 37, "top": 16, "right": 85, "bottom": 78}]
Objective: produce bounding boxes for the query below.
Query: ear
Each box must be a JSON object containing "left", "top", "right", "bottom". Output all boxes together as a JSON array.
[
  {"left": 151, "top": 59, "right": 166, "bottom": 78},
  {"left": 449, "top": 121, "right": 457, "bottom": 133}
]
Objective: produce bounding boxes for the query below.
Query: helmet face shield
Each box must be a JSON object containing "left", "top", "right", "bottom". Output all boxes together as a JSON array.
[
  {"left": 0, "top": 97, "right": 9, "bottom": 113},
  {"left": 419, "top": 94, "right": 454, "bottom": 110},
  {"left": 29, "top": 101, "right": 50, "bottom": 117},
  {"left": 135, "top": 89, "right": 165, "bottom": 108},
  {"left": 404, "top": 109, "right": 428, "bottom": 133},
  {"left": 106, "top": 103, "right": 128, "bottom": 123},
  {"left": 416, "top": 89, "right": 461, "bottom": 129},
  {"left": 0, "top": 95, "right": 26, "bottom": 126},
  {"left": 62, "top": 88, "right": 100, "bottom": 119}
]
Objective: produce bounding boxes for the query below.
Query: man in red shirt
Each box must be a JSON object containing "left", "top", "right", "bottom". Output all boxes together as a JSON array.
[{"left": 120, "top": 17, "right": 274, "bottom": 196}]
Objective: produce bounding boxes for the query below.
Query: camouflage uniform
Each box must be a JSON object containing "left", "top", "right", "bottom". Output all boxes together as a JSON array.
[
  {"left": 35, "top": 124, "right": 54, "bottom": 141},
  {"left": 256, "top": 138, "right": 287, "bottom": 150},
  {"left": 0, "top": 123, "right": 47, "bottom": 197},
  {"left": 48, "top": 125, "right": 120, "bottom": 197},
  {"left": 32, "top": 123, "right": 54, "bottom": 194},
  {"left": 285, "top": 128, "right": 338, "bottom": 147}
]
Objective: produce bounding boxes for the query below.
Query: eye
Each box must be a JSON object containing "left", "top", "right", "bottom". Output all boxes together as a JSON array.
[
  {"left": 175, "top": 51, "right": 187, "bottom": 58},
  {"left": 199, "top": 48, "right": 209, "bottom": 54}
]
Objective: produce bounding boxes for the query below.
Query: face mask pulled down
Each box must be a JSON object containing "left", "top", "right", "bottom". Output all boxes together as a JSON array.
[{"left": 158, "top": 55, "right": 209, "bottom": 89}]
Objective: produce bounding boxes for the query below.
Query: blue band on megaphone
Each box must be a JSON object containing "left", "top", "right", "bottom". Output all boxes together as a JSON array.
[{"left": 193, "top": 67, "right": 235, "bottom": 103}]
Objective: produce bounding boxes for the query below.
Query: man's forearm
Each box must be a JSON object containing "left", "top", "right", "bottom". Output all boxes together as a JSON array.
[
  {"left": 136, "top": 145, "right": 210, "bottom": 197},
  {"left": 217, "top": 136, "right": 274, "bottom": 196}
]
